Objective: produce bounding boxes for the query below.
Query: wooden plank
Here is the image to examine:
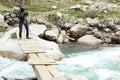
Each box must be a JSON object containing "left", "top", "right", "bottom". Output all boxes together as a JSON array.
[
  {"left": 47, "top": 65, "right": 66, "bottom": 80},
  {"left": 37, "top": 53, "right": 55, "bottom": 62},
  {"left": 34, "top": 65, "right": 54, "bottom": 80},
  {"left": 24, "top": 50, "right": 45, "bottom": 53},
  {"left": 28, "top": 53, "right": 38, "bottom": 59},
  {"left": 28, "top": 58, "right": 56, "bottom": 65}
]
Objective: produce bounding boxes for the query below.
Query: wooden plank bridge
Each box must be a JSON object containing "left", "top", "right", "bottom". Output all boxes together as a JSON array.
[{"left": 18, "top": 39, "right": 66, "bottom": 80}]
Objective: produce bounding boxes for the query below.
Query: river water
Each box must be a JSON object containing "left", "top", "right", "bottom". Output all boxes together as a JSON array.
[
  {"left": 0, "top": 44, "right": 120, "bottom": 80},
  {"left": 57, "top": 44, "right": 120, "bottom": 80}
]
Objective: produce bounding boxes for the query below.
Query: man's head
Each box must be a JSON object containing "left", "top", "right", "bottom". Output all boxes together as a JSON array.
[{"left": 20, "top": 7, "right": 26, "bottom": 13}]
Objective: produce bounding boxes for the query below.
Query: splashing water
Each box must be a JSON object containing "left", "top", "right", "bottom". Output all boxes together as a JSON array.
[{"left": 57, "top": 45, "right": 120, "bottom": 80}]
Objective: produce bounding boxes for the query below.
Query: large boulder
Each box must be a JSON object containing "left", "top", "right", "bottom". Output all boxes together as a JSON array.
[
  {"left": 0, "top": 51, "right": 27, "bottom": 61},
  {"left": 45, "top": 28, "right": 59, "bottom": 41},
  {"left": 29, "top": 24, "right": 47, "bottom": 38},
  {"left": 77, "top": 35, "right": 102, "bottom": 45},
  {"left": 69, "top": 24, "right": 89, "bottom": 38},
  {"left": 45, "top": 50, "right": 64, "bottom": 61},
  {"left": 35, "top": 38, "right": 64, "bottom": 61},
  {"left": 0, "top": 27, "right": 65, "bottom": 61}
]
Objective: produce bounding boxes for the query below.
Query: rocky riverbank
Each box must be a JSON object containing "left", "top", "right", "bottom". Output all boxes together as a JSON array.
[
  {"left": 2, "top": 11, "right": 120, "bottom": 46},
  {"left": 1, "top": 0, "right": 120, "bottom": 46}
]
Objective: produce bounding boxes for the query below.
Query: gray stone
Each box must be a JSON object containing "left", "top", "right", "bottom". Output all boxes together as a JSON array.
[
  {"left": 115, "top": 25, "right": 120, "bottom": 31},
  {"left": 45, "top": 28, "right": 59, "bottom": 41},
  {"left": 115, "top": 31, "right": 120, "bottom": 37},
  {"left": 69, "top": 24, "right": 88, "bottom": 38},
  {"left": 70, "top": 4, "right": 81, "bottom": 11},
  {"left": 104, "top": 28, "right": 111, "bottom": 32},
  {"left": 86, "top": 18, "right": 99, "bottom": 27},
  {"left": 111, "top": 36, "right": 120, "bottom": 44},
  {"left": 10, "top": 13, "right": 16, "bottom": 18},
  {"left": 64, "top": 22, "right": 73, "bottom": 29},
  {"left": 94, "top": 31, "right": 102, "bottom": 39},
  {"left": 77, "top": 35, "right": 102, "bottom": 45}
]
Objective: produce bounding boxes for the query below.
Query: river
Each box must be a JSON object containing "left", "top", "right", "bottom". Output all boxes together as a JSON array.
[
  {"left": 0, "top": 44, "right": 120, "bottom": 80},
  {"left": 57, "top": 44, "right": 120, "bottom": 80}
]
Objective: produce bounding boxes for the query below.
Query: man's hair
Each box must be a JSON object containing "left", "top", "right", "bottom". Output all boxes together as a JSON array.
[{"left": 20, "top": 7, "right": 25, "bottom": 13}]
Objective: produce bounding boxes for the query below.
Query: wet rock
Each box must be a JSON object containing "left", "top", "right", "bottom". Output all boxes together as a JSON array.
[
  {"left": 45, "top": 50, "right": 64, "bottom": 61},
  {"left": 0, "top": 51, "right": 27, "bottom": 61},
  {"left": 1, "top": 76, "right": 37, "bottom": 80},
  {"left": 77, "top": 35, "right": 102, "bottom": 45},
  {"left": 69, "top": 24, "right": 88, "bottom": 38}
]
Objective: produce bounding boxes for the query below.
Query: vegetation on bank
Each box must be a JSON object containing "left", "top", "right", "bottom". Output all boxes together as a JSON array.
[
  {"left": 0, "top": 0, "right": 120, "bottom": 19},
  {"left": 99, "top": 9, "right": 120, "bottom": 19},
  {"left": 0, "top": 26, "right": 6, "bottom": 32}
]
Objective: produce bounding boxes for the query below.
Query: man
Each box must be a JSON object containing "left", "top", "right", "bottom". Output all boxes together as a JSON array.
[{"left": 18, "top": 7, "right": 30, "bottom": 39}]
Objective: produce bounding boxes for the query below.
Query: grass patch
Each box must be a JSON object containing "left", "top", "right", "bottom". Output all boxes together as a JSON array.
[
  {"left": 99, "top": 9, "right": 120, "bottom": 19},
  {"left": 28, "top": 5, "right": 53, "bottom": 12},
  {"left": 0, "top": 26, "right": 6, "bottom": 32},
  {"left": 62, "top": 9, "right": 86, "bottom": 18},
  {"left": 106, "top": 0, "right": 120, "bottom": 3}
]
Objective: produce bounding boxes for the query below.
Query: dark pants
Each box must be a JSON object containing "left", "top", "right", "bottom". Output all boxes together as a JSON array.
[{"left": 19, "top": 20, "right": 29, "bottom": 38}]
